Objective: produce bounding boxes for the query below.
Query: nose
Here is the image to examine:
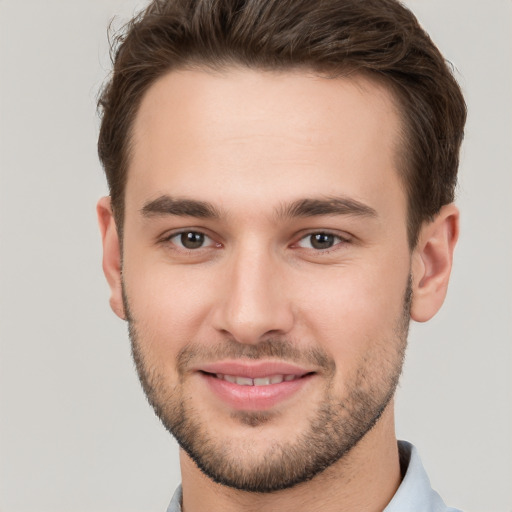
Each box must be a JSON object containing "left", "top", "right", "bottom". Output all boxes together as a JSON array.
[{"left": 212, "top": 245, "right": 295, "bottom": 345}]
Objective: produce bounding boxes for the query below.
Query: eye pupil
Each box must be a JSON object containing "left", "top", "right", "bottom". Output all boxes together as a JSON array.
[
  {"left": 181, "top": 232, "right": 205, "bottom": 249},
  {"left": 310, "top": 233, "right": 334, "bottom": 249}
]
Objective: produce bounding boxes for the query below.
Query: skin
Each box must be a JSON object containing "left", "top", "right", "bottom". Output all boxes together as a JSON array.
[{"left": 98, "top": 67, "right": 459, "bottom": 512}]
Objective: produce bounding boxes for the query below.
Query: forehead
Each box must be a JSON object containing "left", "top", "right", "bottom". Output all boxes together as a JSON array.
[{"left": 127, "top": 67, "right": 406, "bottom": 219}]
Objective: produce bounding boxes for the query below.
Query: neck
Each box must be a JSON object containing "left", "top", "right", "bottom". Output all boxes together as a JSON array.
[{"left": 179, "top": 403, "right": 401, "bottom": 512}]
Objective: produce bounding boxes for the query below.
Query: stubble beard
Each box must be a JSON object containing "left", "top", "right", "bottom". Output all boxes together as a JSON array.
[{"left": 124, "top": 280, "right": 411, "bottom": 493}]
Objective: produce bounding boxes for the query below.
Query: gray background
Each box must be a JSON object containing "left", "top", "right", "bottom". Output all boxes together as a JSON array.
[{"left": 0, "top": 0, "right": 510, "bottom": 511}]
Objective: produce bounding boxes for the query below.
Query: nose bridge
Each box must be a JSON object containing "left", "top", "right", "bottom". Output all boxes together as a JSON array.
[{"left": 215, "top": 239, "right": 293, "bottom": 344}]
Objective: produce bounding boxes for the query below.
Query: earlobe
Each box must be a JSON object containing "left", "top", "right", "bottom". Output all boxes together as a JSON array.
[
  {"left": 410, "top": 203, "right": 459, "bottom": 323},
  {"left": 97, "top": 197, "right": 126, "bottom": 320}
]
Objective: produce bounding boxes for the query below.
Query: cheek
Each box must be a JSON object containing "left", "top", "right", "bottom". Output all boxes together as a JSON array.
[
  {"left": 295, "top": 259, "right": 409, "bottom": 360},
  {"left": 122, "top": 258, "right": 219, "bottom": 359}
]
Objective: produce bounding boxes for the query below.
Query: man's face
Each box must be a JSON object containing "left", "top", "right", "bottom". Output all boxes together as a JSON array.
[{"left": 119, "top": 68, "right": 412, "bottom": 491}]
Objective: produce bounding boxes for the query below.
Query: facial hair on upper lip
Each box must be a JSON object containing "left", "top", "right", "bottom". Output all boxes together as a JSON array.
[{"left": 173, "top": 336, "right": 336, "bottom": 380}]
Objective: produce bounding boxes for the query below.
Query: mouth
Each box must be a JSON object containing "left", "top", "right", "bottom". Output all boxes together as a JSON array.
[
  {"left": 196, "top": 361, "right": 316, "bottom": 411},
  {"left": 203, "top": 372, "right": 307, "bottom": 386}
]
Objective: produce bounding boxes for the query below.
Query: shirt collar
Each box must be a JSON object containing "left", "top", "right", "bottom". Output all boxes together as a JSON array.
[{"left": 384, "top": 440, "right": 459, "bottom": 512}]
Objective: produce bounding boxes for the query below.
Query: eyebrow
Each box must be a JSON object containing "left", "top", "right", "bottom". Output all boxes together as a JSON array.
[
  {"left": 141, "top": 196, "right": 221, "bottom": 219},
  {"left": 140, "top": 194, "right": 377, "bottom": 221},
  {"left": 277, "top": 197, "right": 377, "bottom": 219}
]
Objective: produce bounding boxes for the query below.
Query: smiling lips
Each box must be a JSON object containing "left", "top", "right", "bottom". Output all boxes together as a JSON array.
[
  {"left": 214, "top": 373, "right": 300, "bottom": 386},
  {"left": 198, "top": 361, "right": 315, "bottom": 411}
]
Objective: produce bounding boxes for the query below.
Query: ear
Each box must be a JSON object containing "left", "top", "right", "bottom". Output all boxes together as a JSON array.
[
  {"left": 410, "top": 203, "right": 459, "bottom": 322},
  {"left": 97, "top": 197, "right": 126, "bottom": 320}
]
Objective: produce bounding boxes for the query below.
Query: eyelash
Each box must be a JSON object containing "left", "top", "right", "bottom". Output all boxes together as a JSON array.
[
  {"left": 162, "top": 230, "right": 220, "bottom": 251},
  {"left": 160, "top": 229, "right": 351, "bottom": 254},
  {"left": 294, "top": 231, "right": 351, "bottom": 252}
]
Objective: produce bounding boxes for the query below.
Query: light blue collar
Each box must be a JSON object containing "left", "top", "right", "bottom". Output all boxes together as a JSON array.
[{"left": 384, "top": 441, "right": 461, "bottom": 512}]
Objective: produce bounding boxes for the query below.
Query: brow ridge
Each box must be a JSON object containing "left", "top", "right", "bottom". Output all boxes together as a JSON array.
[
  {"left": 278, "top": 197, "right": 377, "bottom": 219},
  {"left": 141, "top": 196, "right": 221, "bottom": 219},
  {"left": 141, "top": 194, "right": 376, "bottom": 221}
]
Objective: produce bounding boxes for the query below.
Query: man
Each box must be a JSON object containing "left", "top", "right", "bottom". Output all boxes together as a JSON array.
[{"left": 96, "top": 0, "right": 466, "bottom": 510}]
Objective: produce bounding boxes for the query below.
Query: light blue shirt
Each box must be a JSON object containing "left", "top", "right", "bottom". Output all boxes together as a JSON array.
[{"left": 166, "top": 441, "right": 462, "bottom": 512}]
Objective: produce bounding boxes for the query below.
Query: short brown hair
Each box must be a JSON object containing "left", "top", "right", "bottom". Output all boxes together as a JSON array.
[{"left": 98, "top": 0, "right": 466, "bottom": 247}]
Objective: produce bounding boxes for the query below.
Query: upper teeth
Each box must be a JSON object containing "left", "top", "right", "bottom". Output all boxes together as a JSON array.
[{"left": 215, "top": 374, "right": 298, "bottom": 386}]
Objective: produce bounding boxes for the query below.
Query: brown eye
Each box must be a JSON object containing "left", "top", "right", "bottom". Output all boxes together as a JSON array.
[
  {"left": 180, "top": 231, "right": 205, "bottom": 249},
  {"left": 165, "top": 230, "right": 219, "bottom": 253},
  {"left": 309, "top": 233, "right": 336, "bottom": 249},
  {"left": 296, "top": 232, "right": 345, "bottom": 250}
]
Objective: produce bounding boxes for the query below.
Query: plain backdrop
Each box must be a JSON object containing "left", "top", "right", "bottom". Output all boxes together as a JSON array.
[{"left": 0, "top": 1, "right": 511, "bottom": 511}]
